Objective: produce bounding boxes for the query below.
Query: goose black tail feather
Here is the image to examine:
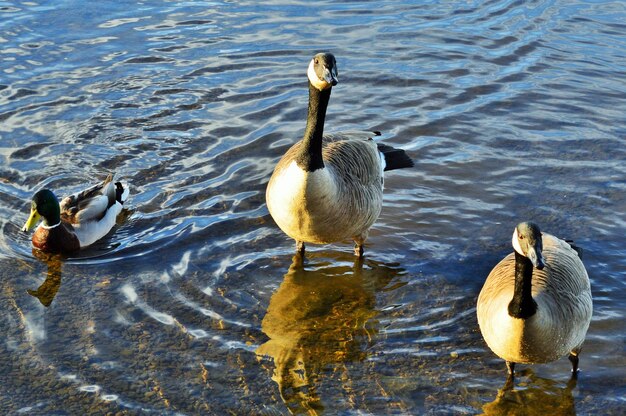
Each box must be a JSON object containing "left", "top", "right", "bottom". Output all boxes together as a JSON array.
[
  {"left": 565, "top": 239, "right": 584, "bottom": 260},
  {"left": 377, "top": 143, "right": 414, "bottom": 171}
]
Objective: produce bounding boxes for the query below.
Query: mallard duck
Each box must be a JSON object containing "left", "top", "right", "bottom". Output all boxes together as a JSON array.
[
  {"left": 22, "top": 174, "right": 130, "bottom": 254},
  {"left": 477, "top": 222, "right": 593, "bottom": 377},
  {"left": 266, "top": 52, "right": 414, "bottom": 257}
]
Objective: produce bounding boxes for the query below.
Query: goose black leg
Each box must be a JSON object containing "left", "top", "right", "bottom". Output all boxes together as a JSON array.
[
  {"left": 506, "top": 361, "right": 515, "bottom": 376},
  {"left": 568, "top": 353, "right": 579, "bottom": 375},
  {"left": 296, "top": 240, "right": 305, "bottom": 255},
  {"left": 353, "top": 254, "right": 364, "bottom": 270},
  {"left": 353, "top": 235, "right": 366, "bottom": 257},
  {"left": 503, "top": 373, "right": 515, "bottom": 391}
]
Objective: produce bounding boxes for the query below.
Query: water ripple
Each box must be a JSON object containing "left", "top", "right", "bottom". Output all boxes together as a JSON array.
[{"left": 0, "top": 0, "right": 624, "bottom": 414}]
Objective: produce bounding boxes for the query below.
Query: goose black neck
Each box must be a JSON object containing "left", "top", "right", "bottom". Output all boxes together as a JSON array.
[
  {"left": 295, "top": 83, "right": 331, "bottom": 172},
  {"left": 508, "top": 251, "right": 538, "bottom": 319}
]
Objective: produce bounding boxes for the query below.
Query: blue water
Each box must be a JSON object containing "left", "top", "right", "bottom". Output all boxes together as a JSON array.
[{"left": 0, "top": 0, "right": 625, "bottom": 414}]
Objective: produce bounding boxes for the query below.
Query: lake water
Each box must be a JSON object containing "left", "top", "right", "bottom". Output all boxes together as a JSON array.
[{"left": 1, "top": 0, "right": 625, "bottom": 414}]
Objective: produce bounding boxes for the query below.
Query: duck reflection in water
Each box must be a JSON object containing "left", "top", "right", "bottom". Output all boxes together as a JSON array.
[
  {"left": 256, "top": 253, "right": 404, "bottom": 414},
  {"left": 481, "top": 369, "right": 577, "bottom": 416},
  {"left": 27, "top": 249, "right": 63, "bottom": 307}
]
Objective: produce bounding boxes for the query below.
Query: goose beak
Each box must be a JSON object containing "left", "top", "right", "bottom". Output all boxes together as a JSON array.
[
  {"left": 324, "top": 67, "right": 338, "bottom": 86},
  {"left": 528, "top": 247, "right": 545, "bottom": 270},
  {"left": 22, "top": 207, "right": 41, "bottom": 232}
]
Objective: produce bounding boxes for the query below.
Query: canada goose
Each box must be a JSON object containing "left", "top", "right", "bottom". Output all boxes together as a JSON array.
[
  {"left": 22, "top": 174, "right": 130, "bottom": 254},
  {"left": 477, "top": 222, "right": 593, "bottom": 377},
  {"left": 266, "top": 52, "right": 414, "bottom": 256}
]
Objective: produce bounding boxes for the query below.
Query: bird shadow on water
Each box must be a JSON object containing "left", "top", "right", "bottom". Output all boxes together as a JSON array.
[
  {"left": 255, "top": 252, "right": 406, "bottom": 415},
  {"left": 480, "top": 369, "right": 578, "bottom": 416}
]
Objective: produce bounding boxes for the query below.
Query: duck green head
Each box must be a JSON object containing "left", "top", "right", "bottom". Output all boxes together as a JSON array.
[{"left": 22, "top": 189, "right": 61, "bottom": 231}]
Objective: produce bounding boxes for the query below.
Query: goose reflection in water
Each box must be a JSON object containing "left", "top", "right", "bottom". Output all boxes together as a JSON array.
[
  {"left": 481, "top": 369, "right": 577, "bottom": 416},
  {"left": 256, "top": 253, "right": 404, "bottom": 415},
  {"left": 27, "top": 250, "right": 63, "bottom": 307}
]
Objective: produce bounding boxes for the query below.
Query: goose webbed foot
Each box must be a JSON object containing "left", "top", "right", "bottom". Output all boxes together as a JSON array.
[{"left": 296, "top": 240, "right": 305, "bottom": 255}]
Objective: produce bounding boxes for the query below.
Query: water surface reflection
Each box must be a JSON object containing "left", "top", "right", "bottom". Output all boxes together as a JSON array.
[
  {"left": 27, "top": 251, "right": 63, "bottom": 307},
  {"left": 257, "top": 254, "right": 404, "bottom": 414},
  {"left": 481, "top": 369, "right": 577, "bottom": 416}
]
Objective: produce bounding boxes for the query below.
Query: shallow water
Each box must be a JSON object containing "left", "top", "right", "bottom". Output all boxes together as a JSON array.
[{"left": 1, "top": 0, "right": 625, "bottom": 414}]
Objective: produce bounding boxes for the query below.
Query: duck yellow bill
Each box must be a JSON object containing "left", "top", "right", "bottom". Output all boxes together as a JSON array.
[{"left": 22, "top": 208, "right": 41, "bottom": 232}]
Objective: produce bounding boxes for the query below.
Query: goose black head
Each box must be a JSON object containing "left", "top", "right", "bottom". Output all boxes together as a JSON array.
[
  {"left": 512, "top": 221, "right": 545, "bottom": 270},
  {"left": 307, "top": 52, "right": 338, "bottom": 91}
]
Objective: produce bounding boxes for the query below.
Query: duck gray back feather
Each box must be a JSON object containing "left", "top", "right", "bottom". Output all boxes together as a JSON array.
[{"left": 60, "top": 174, "right": 116, "bottom": 223}]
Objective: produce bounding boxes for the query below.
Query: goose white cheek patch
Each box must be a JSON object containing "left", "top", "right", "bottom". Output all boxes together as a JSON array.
[
  {"left": 512, "top": 228, "right": 524, "bottom": 256},
  {"left": 308, "top": 60, "right": 328, "bottom": 90}
]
